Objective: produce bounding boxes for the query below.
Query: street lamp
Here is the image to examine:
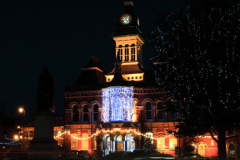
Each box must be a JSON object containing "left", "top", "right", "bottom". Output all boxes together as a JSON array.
[
  {"left": 18, "top": 107, "right": 24, "bottom": 113},
  {"left": 14, "top": 134, "right": 20, "bottom": 149},
  {"left": 18, "top": 106, "right": 25, "bottom": 151},
  {"left": 131, "top": 111, "right": 147, "bottom": 150},
  {"left": 14, "top": 134, "right": 19, "bottom": 140}
]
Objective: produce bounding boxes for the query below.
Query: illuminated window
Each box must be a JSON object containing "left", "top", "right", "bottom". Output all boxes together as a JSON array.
[
  {"left": 116, "top": 135, "right": 123, "bottom": 151},
  {"left": 71, "top": 133, "right": 78, "bottom": 150},
  {"left": 145, "top": 102, "right": 152, "bottom": 120},
  {"left": 157, "top": 138, "right": 165, "bottom": 149},
  {"left": 169, "top": 138, "right": 177, "bottom": 149},
  {"left": 28, "top": 131, "right": 33, "bottom": 138},
  {"left": 93, "top": 104, "right": 98, "bottom": 122},
  {"left": 131, "top": 44, "right": 135, "bottom": 60},
  {"left": 107, "top": 136, "right": 111, "bottom": 150},
  {"left": 101, "top": 87, "right": 134, "bottom": 122},
  {"left": 125, "top": 45, "right": 129, "bottom": 61},
  {"left": 83, "top": 105, "right": 89, "bottom": 122},
  {"left": 82, "top": 133, "right": 88, "bottom": 150},
  {"left": 126, "top": 134, "right": 134, "bottom": 152},
  {"left": 157, "top": 102, "right": 164, "bottom": 120},
  {"left": 211, "top": 140, "right": 214, "bottom": 145},
  {"left": 72, "top": 105, "right": 79, "bottom": 123},
  {"left": 117, "top": 135, "right": 122, "bottom": 141},
  {"left": 118, "top": 45, "right": 123, "bottom": 60},
  {"left": 103, "top": 134, "right": 112, "bottom": 152}
]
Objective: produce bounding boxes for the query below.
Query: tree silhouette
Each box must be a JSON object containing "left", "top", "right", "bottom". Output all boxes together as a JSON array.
[{"left": 151, "top": 0, "right": 240, "bottom": 159}]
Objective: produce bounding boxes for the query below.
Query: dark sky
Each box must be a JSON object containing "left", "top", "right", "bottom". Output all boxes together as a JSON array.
[{"left": 0, "top": 0, "right": 187, "bottom": 122}]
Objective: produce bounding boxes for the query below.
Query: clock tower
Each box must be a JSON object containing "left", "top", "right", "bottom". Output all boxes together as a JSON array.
[{"left": 106, "top": 1, "right": 145, "bottom": 82}]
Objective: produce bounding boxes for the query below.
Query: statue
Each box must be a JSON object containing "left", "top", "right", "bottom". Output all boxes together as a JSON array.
[{"left": 37, "top": 67, "right": 54, "bottom": 110}]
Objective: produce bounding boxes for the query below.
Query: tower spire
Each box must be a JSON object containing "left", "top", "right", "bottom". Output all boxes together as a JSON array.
[{"left": 105, "top": 1, "right": 145, "bottom": 83}]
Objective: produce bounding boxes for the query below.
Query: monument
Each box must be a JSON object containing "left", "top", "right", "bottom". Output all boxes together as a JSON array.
[{"left": 28, "top": 67, "right": 60, "bottom": 160}]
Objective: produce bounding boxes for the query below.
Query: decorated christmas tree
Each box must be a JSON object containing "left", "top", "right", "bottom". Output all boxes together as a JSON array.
[{"left": 142, "top": 137, "right": 156, "bottom": 151}]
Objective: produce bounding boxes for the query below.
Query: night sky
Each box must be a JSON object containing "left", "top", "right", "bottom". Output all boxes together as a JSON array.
[{"left": 0, "top": 0, "right": 187, "bottom": 122}]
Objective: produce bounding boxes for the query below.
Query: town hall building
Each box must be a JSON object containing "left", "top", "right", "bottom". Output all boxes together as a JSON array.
[
  {"left": 62, "top": 0, "right": 178, "bottom": 156},
  {"left": 20, "top": 1, "right": 240, "bottom": 159}
]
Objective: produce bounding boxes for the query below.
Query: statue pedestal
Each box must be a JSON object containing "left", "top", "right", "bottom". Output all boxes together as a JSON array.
[{"left": 27, "top": 109, "right": 60, "bottom": 160}]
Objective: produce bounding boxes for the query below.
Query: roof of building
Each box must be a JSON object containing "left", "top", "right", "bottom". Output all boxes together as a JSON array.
[
  {"left": 65, "top": 61, "right": 158, "bottom": 92},
  {"left": 82, "top": 56, "right": 106, "bottom": 72},
  {"left": 106, "top": 64, "right": 144, "bottom": 76},
  {"left": 73, "top": 56, "right": 106, "bottom": 88}
]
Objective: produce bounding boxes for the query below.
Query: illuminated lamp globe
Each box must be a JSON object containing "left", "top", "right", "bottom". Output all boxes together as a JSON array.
[
  {"left": 18, "top": 107, "right": 24, "bottom": 113},
  {"left": 14, "top": 135, "right": 19, "bottom": 140}
]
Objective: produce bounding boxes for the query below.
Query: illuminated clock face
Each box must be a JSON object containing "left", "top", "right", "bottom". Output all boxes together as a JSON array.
[{"left": 121, "top": 14, "right": 131, "bottom": 25}]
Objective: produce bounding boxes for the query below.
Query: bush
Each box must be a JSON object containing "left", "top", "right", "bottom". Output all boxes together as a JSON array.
[{"left": 183, "top": 145, "right": 195, "bottom": 153}]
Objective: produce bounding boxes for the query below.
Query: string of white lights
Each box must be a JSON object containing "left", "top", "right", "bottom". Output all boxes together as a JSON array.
[{"left": 54, "top": 129, "right": 217, "bottom": 140}]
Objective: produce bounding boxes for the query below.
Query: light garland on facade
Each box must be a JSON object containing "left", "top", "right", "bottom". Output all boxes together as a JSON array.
[
  {"left": 54, "top": 128, "right": 218, "bottom": 140},
  {"left": 196, "top": 135, "right": 217, "bottom": 138},
  {"left": 101, "top": 87, "right": 134, "bottom": 123}
]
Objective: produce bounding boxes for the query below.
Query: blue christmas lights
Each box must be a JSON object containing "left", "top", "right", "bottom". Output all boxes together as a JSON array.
[{"left": 101, "top": 86, "right": 134, "bottom": 122}]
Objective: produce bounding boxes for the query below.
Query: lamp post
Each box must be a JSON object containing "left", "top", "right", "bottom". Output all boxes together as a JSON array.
[
  {"left": 18, "top": 107, "right": 25, "bottom": 151},
  {"left": 14, "top": 134, "right": 19, "bottom": 149},
  {"left": 131, "top": 110, "right": 147, "bottom": 150}
]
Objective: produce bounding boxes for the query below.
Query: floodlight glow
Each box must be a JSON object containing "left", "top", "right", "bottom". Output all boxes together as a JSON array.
[{"left": 101, "top": 86, "right": 134, "bottom": 122}]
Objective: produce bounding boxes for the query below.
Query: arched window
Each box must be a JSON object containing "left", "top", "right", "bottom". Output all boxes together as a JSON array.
[
  {"left": 145, "top": 102, "right": 152, "bottom": 120},
  {"left": 116, "top": 135, "right": 123, "bottom": 151},
  {"left": 117, "top": 45, "right": 123, "bottom": 60},
  {"left": 125, "top": 134, "right": 135, "bottom": 152},
  {"left": 83, "top": 105, "right": 89, "bottom": 122},
  {"left": 125, "top": 45, "right": 129, "bottom": 61},
  {"left": 93, "top": 104, "right": 98, "bottom": 122},
  {"left": 72, "top": 105, "right": 79, "bottom": 123},
  {"left": 131, "top": 44, "right": 135, "bottom": 61},
  {"left": 229, "top": 144, "right": 236, "bottom": 157},
  {"left": 103, "top": 134, "right": 111, "bottom": 153},
  {"left": 157, "top": 102, "right": 164, "bottom": 120}
]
